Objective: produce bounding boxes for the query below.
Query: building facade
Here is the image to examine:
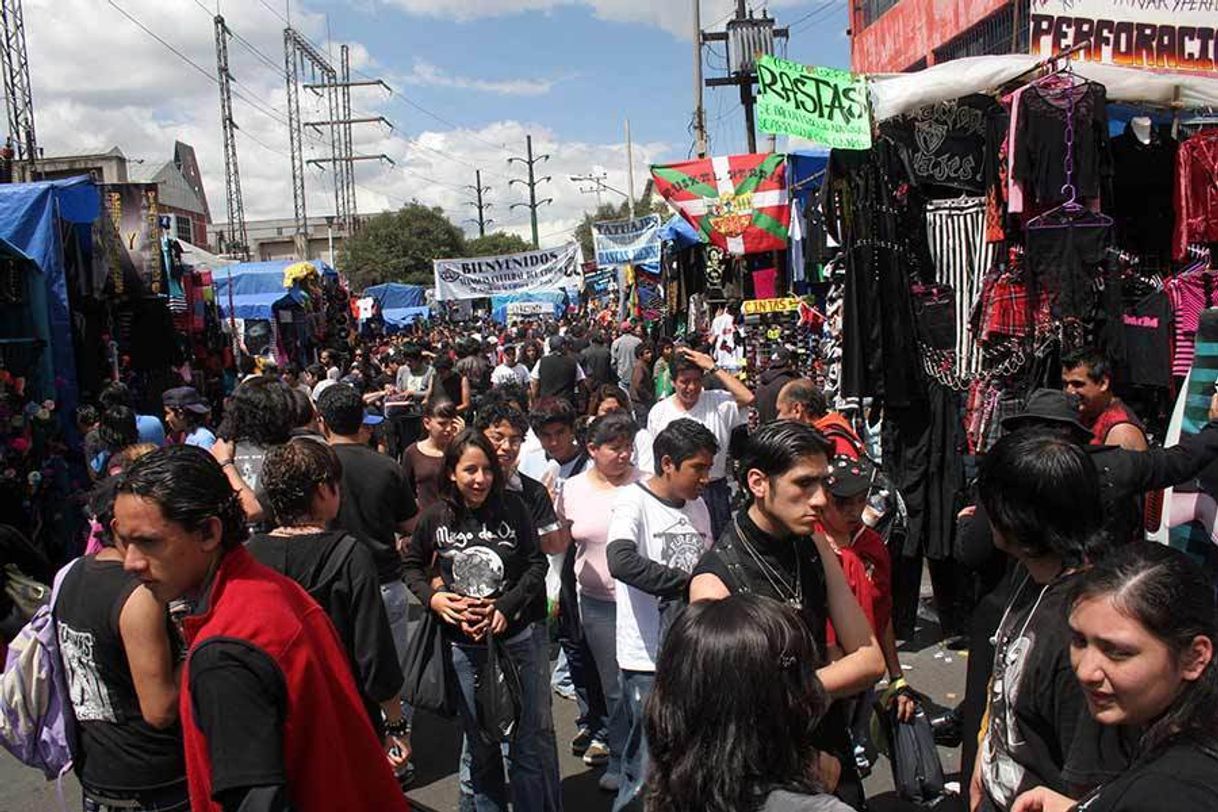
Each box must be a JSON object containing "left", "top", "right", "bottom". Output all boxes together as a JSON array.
[
  {"left": 850, "top": 0, "right": 1029, "bottom": 73},
  {"left": 209, "top": 215, "right": 357, "bottom": 264}
]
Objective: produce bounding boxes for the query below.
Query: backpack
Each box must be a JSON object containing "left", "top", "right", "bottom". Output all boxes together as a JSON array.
[{"left": 0, "top": 559, "right": 80, "bottom": 779}]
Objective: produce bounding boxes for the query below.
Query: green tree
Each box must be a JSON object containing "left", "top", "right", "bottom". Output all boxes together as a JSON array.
[
  {"left": 338, "top": 202, "right": 466, "bottom": 289},
  {"left": 574, "top": 195, "right": 670, "bottom": 261},
  {"left": 464, "top": 231, "right": 532, "bottom": 257}
]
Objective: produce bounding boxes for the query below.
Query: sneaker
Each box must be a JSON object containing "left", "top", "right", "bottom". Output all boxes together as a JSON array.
[
  {"left": 598, "top": 771, "right": 622, "bottom": 793},
  {"left": 583, "top": 740, "right": 610, "bottom": 767},
  {"left": 553, "top": 684, "right": 577, "bottom": 701},
  {"left": 394, "top": 761, "right": 416, "bottom": 789},
  {"left": 570, "top": 728, "right": 593, "bottom": 756}
]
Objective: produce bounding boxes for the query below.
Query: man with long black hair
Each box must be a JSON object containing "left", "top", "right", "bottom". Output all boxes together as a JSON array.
[
  {"left": 114, "top": 446, "right": 407, "bottom": 812},
  {"left": 690, "top": 421, "right": 884, "bottom": 809}
]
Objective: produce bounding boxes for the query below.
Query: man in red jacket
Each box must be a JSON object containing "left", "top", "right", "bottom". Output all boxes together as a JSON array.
[{"left": 112, "top": 445, "right": 409, "bottom": 812}]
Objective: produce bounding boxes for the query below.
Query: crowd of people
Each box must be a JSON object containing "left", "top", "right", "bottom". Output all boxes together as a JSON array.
[{"left": 2, "top": 307, "right": 1218, "bottom": 812}]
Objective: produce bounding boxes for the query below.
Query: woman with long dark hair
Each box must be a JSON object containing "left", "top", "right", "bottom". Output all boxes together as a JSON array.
[
  {"left": 645, "top": 595, "right": 852, "bottom": 812},
  {"left": 1011, "top": 543, "right": 1218, "bottom": 812},
  {"left": 211, "top": 376, "right": 296, "bottom": 524},
  {"left": 402, "top": 429, "right": 555, "bottom": 811}
]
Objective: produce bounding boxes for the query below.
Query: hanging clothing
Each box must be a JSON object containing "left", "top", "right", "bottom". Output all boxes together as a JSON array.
[
  {"left": 1165, "top": 271, "right": 1217, "bottom": 378},
  {"left": 1110, "top": 121, "right": 1177, "bottom": 266},
  {"left": 1024, "top": 222, "right": 1110, "bottom": 323},
  {"left": 1122, "top": 290, "right": 1173, "bottom": 389},
  {"left": 885, "top": 94, "right": 1000, "bottom": 195},
  {"left": 1173, "top": 131, "right": 1218, "bottom": 260},
  {"left": 1013, "top": 81, "right": 1112, "bottom": 207},
  {"left": 925, "top": 196, "right": 996, "bottom": 380}
]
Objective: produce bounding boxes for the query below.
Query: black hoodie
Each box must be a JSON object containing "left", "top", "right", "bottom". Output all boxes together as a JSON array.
[{"left": 756, "top": 364, "right": 798, "bottom": 424}]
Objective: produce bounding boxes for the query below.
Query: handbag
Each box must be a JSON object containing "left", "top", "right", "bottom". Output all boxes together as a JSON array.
[
  {"left": 401, "top": 607, "right": 457, "bottom": 718},
  {"left": 474, "top": 632, "right": 522, "bottom": 747},
  {"left": 3, "top": 564, "right": 50, "bottom": 621},
  {"left": 874, "top": 701, "right": 946, "bottom": 805}
]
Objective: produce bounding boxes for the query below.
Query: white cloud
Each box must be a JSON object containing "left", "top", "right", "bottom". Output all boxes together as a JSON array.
[
  {"left": 22, "top": 0, "right": 667, "bottom": 252},
  {"left": 403, "top": 59, "right": 557, "bottom": 96},
  {"left": 377, "top": 0, "right": 811, "bottom": 38}
]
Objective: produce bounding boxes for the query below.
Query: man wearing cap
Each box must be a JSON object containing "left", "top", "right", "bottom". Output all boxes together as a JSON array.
[
  {"left": 316, "top": 384, "right": 419, "bottom": 670},
  {"left": 492, "top": 344, "right": 531, "bottom": 389},
  {"left": 755, "top": 348, "right": 800, "bottom": 424},
  {"left": 163, "top": 386, "right": 216, "bottom": 450}
]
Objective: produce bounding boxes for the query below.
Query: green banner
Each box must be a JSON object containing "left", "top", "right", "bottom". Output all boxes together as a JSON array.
[{"left": 755, "top": 55, "right": 872, "bottom": 150}]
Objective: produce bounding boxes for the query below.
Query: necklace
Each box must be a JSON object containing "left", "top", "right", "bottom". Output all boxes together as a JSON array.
[
  {"left": 271, "top": 525, "right": 327, "bottom": 536},
  {"left": 733, "top": 515, "right": 803, "bottom": 609}
]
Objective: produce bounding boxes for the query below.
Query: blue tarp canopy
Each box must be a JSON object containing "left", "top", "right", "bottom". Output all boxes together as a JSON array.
[
  {"left": 382, "top": 306, "right": 431, "bottom": 329},
  {"left": 213, "top": 258, "right": 336, "bottom": 300},
  {"left": 789, "top": 149, "right": 829, "bottom": 209},
  {"left": 223, "top": 286, "right": 307, "bottom": 320},
  {"left": 659, "top": 214, "right": 702, "bottom": 250},
  {"left": 364, "top": 282, "right": 425, "bottom": 309},
  {"left": 0, "top": 176, "right": 99, "bottom": 413},
  {"left": 491, "top": 291, "right": 568, "bottom": 323}
]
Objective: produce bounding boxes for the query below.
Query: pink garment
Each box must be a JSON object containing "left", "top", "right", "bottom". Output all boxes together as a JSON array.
[
  {"left": 1005, "top": 85, "right": 1027, "bottom": 214},
  {"left": 84, "top": 518, "right": 105, "bottom": 555},
  {"left": 558, "top": 468, "right": 642, "bottom": 602},
  {"left": 752, "top": 267, "right": 777, "bottom": 299},
  {"left": 1165, "top": 272, "right": 1214, "bottom": 377}
]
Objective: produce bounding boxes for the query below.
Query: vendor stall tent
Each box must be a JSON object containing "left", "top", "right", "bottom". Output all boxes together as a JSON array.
[
  {"left": 212, "top": 257, "right": 336, "bottom": 318},
  {"left": 363, "top": 282, "right": 429, "bottom": 330}
]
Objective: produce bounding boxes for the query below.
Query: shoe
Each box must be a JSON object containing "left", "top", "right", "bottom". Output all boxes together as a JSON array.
[
  {"left": 553, "top": 684, "right": 577, "bottom": 701},
  {"left": 583, "top": 740, "right": 610, "bottom": 767},
  {"left": 394, "top": 761, "right": 416, "bottom": 789},
  {"left": 943, "top": 634, "right": 970, "bottom": 652},
  {"left": 930, "top": 708, "right": 963, "bottom": 748},
  {"left": 571, "top": 728, "right": 593, "bottom": 756},
  {"left": 598, "top": 771, "right": 622, "bottom": 793},
  {"left": 853, "top": 744, "right": 872, "bottom": 778}
]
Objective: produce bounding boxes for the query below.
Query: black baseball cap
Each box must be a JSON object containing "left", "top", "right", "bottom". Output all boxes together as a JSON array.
[
  {"left": 825, "top": 455, "right": 876, "bottom": 498},
  {"left": 162, "top": 386, "right": 210, "bottom": 415}
]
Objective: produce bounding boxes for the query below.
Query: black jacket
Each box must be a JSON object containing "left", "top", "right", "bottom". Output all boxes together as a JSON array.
[{"left": 755, "top": 364, "right": 799, "bottom": 424}]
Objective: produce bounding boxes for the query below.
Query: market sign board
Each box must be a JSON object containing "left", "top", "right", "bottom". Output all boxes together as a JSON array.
[
  {"left": 592, "top": 214, "right": 662, "bottom": 272},
  {"left": 1029, "top": 0, "right": 1218, "bottom": 72},
  {"left": 742, "top": 297, "right": 801, "bottom": 316},
  {"left": 433, "top": 242, "right": 582, "bottom": 301},
  {"left": 755, "top": 56, "right": 872, "bottom": 150}
]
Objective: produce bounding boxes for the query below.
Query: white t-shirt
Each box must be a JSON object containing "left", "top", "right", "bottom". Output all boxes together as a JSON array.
[
  {"left": 608, "top": 482, "right": 712, "bottom": 672},
  {"left": 647, "top": 390, "right": 744, "bottom": 481},
  {"left": 711, "top": 312, "right": 737, "bottom": 349},
  {"left": 492, "top": 362, "right": 530, "bottom": 388}
]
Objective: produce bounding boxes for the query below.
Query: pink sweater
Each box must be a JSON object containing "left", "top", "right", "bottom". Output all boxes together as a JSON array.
[{"left": 558, "top": 468, "right": 641, "bottom": 602}]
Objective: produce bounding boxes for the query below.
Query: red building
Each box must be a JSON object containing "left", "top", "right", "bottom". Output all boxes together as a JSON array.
[{"left": 850, "top": 0, "right": 1029, "bottom": 73}]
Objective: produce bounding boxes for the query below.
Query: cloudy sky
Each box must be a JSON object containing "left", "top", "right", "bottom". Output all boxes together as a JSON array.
[{"left": 25, "top": 0, "right": 849, "bottom": 247}]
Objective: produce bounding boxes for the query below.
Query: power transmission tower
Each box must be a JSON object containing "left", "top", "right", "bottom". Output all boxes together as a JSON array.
[
  {"left": 339, "top": 44, "right": 356, "bottom": 233},
  {"left": 214, "top": 15, "right": 249, "bottom": 259},
  {"left": 283, "top": 29, "right": 309, "bottom": 255},
  {"left": 0, "top": 0, "right": 37, "bottom": 179},
  {"left": 508, "top": 134, "right": 552, "bottom": 249},
  {"left": 464, "top": 169, "right": 493, "bottom": 237},
  {"left": 702, "top": 2, "right": 788, "bottom": 153}
]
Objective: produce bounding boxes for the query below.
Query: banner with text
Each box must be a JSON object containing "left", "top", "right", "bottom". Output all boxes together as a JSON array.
[
  {"left": 434, "top": 242, "right": 582, "bottom": 301},
  {"left": 592, "top": 214, "right": 662, "bottom": 273},
  {"left": 1029, "top": 0, "right": 1218, "bottom": 72},
  {"left": 755, "top": 56, "right": 872, "bottom": 150}
]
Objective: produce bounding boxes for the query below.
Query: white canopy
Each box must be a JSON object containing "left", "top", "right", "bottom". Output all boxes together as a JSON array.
[{"left": 866, "top": 55, "right": 1218, "bottom": 122}]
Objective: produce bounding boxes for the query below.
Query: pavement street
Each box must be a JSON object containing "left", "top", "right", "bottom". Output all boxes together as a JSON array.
[{"left": 0, "top": 584, "right": 968, "bottom": 812}]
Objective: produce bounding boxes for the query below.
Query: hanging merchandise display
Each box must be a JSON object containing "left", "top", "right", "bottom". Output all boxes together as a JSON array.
[
  {"left": 755, "top": 56, "right": 873, "bottom": 150},
  {"left": 651, "top": 153, "right": 791, "bottom": 255}
]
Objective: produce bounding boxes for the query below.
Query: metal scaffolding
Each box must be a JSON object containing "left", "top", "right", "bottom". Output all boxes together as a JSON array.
[
  {"left": 214, "top": 15, "right": 248, "bottom": 259},
  {"left": 0, "top": 0, "right": 37, "bottom": 177}
]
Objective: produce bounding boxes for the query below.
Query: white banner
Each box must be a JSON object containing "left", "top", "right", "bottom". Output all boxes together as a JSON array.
[
  {"left": 592, "top": 214, "right": 662, "bottom": 271},
  {"left": 507, "top": 301, "right": 549, "bottom": 318},
  {"left": 434, "top": 243, "right": 583, "bottom": 301},
  {"left": 1030, "top": 0, "right": 1218, "bottom": 72}
]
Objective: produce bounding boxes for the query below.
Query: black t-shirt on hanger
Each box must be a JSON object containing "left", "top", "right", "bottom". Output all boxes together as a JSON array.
[{"left": 1122, "top": 291, "right": 1173, "bottom": 389}]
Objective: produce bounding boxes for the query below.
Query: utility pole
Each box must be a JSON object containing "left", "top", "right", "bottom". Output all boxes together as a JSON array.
[
  {"left": 691, "top": 0, "right": 708, "bottom": 158},
  {"left": 625, "top": 118, "right": 636, "bottom": 218},
  {"left": 214, "top": 16, "right": 249, "bottom": 259},
  {"left": 508, "top": 134, "right": 553, "bottom": 249},
  {"left": 703, "top": 2, "right": 787, "bottom": 153},
  {"left": 0, "top": 0, "right": 37, "bottom": 179},
  {"left": 464, "top": 169, "right": 493, "bottom": 237},
  {"left": 569, "top": 169, "right": 611, "bottom": 209}
]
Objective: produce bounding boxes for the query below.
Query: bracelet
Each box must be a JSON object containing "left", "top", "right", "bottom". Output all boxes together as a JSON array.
[
  {"left": 384, "top": 716, "right": 410, "bottom": 737},
  {"left": 219, "top": 460, "right": 235, "bottom": 469},
  {"left": 888, "top": 676, "right": 908, "bottom": 691}
]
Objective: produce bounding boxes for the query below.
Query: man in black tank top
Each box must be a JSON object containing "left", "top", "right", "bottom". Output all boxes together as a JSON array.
[
  {"left": 55, "top": 535, "right": 187, "bottom": 810},
  {"left": 530, "top": 334, "right": 586, "bottom": 405},
  {"left": 690, "top": 422, "right": 886, "bottom": 810}
]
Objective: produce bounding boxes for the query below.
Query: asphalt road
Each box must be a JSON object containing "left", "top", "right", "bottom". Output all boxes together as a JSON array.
[{"left": 0, "top": 588, "right": 967, "bottom": 812}]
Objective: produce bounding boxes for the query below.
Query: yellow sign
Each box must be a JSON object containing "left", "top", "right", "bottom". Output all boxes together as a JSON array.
[{"left": 742, "top": 297, "right": 800, "bottom": 316}]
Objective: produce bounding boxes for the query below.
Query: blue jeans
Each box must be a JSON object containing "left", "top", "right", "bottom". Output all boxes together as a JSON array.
[
  {"left": 612, "top": 670, "right": 655, "bottom": 812},
  {"left": 451, "top": 623, "right": 561, "bottom": 812},
  {"left": 579, "top": 593, "right": 626, "bottom": 776},
  {"left": 704, "top": 478, "right": 732, "bottom": 543},
  {"left": 380, "top": 580, "right": 413, "bottom": 726}
]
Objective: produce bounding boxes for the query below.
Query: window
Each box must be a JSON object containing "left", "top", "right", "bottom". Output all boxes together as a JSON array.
[{"left": 175, "top": 215, "right": 193, "bottom": 243}]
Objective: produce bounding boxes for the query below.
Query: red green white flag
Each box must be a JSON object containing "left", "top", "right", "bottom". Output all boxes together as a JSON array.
[{"left": 650, "top": 152, "right": 790, "bottom": 256}]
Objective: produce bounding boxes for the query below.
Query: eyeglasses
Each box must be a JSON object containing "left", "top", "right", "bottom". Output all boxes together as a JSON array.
[{"left": 486, "top": 432, "right": 523, "bottom": 449}]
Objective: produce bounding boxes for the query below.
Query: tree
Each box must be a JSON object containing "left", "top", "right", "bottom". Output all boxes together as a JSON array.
[
  {"left": 464, "top": 231, "right": 532, "bottom": 257},
  {"left": 574, "top": 195, "right": 670, "bottom": 261},
  {"left": 338, "top": 202, "right": 466, "bottom": 289}
]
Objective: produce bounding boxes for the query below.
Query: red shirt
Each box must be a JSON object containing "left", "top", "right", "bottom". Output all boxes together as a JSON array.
[
  {"left": 814, "top": 412, "right": 864, "bottom": 460},
  {"left": 1086, "top": 398, "right": 1144, "bottom": 447},
  {"left": 819, "top": 525, "right": 892, "bottom": 649},
  {"left": 180, "top": 548, "right": 408, "bottom": 812}
]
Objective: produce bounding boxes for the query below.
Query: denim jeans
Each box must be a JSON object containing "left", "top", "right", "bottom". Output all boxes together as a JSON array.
[
  {"left": 579, "top": 593, "right": 626, "bottom": 777},
  {"left": 612, "top": 670, "right": 655, "bottom": 812},
  {"left": 704, "top": 478, "right": 732, "bottom": 543},
  {"left": 451, "top": 623, "right": 561, "bottom": 812},
  {"left": 380, "top": 579, "right": 413, "bottom": 725}
]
